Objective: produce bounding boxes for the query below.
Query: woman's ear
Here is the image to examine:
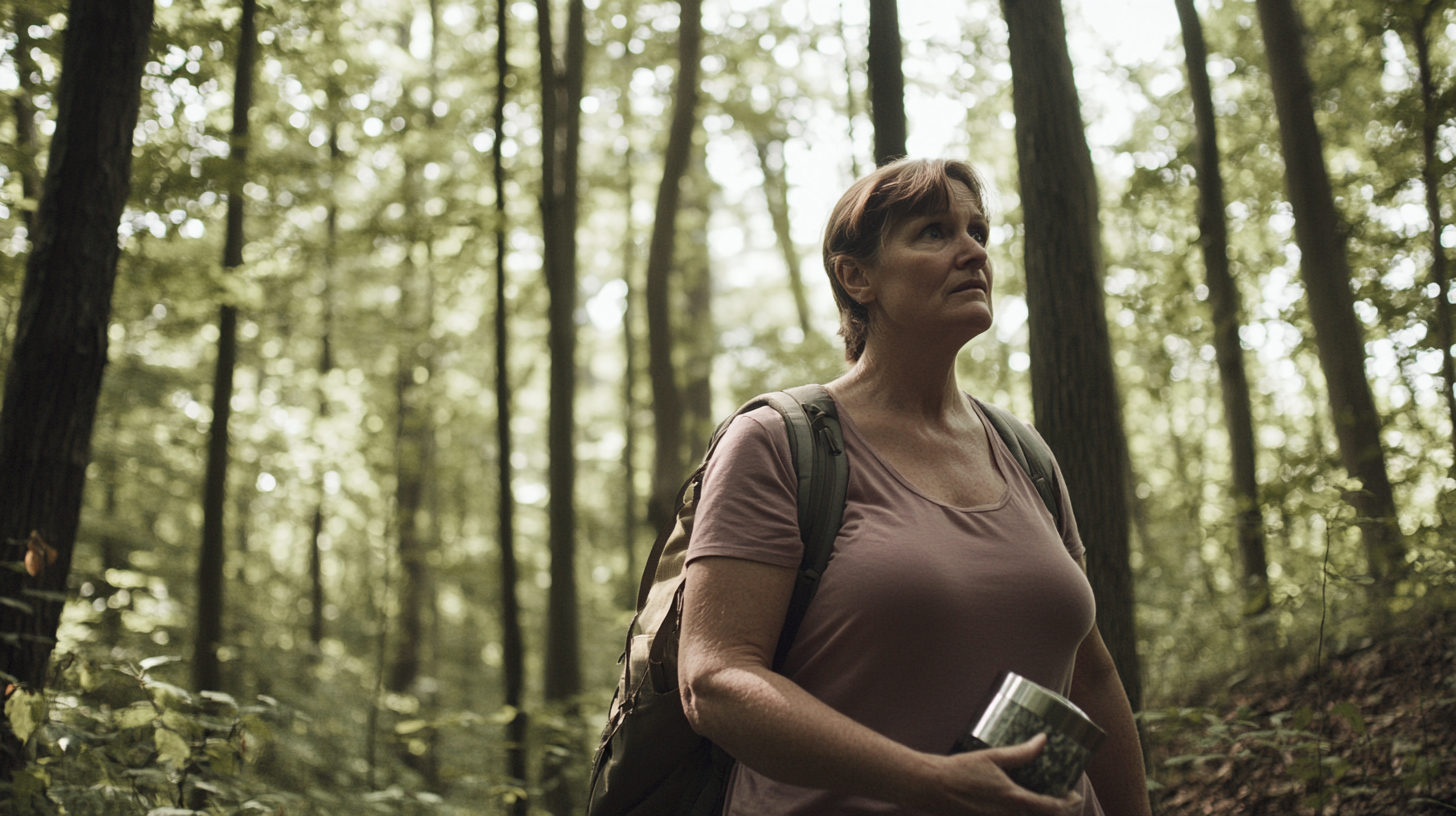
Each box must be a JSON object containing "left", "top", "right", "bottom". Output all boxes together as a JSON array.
[{"left": 836, "top": 258, "right": 875, "bottom": 305}]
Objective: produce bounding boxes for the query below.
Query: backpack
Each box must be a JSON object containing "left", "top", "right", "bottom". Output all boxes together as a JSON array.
[{"left": 586, "top": 386, "right": 1061, "bottom": 816}]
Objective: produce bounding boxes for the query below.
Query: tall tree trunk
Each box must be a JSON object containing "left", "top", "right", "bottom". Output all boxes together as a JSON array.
[
  {"left": 1410, "top": 3, "right": 1456, "bottom": 472},
  {"left": 867, "top": 0, "right": 906, "bottom": 165},
  {"left": 754, "top": 136, "right": 812, "bottom": 336},
  {"left": 389, "top": 5, "right": 443, "bottom": 782},
  {"left": 1174, "top": 0, "right": 1270, "bottom": 616},
  {"left": 645, "top": 0, "right": 702, "bottom": 532},
  {"left": 309, "top": 92, "right": 341, "bottom": 651},
  {"left": 619, "top": 103, "right": 641, "bottom": 608},
  {"left": 681, "top": 155, "right": 713, "bottom": 464},
  {"left": 538, "top": 0, "right": 585, "bottom": 810},
  {"left": 537, "top": 0, "right": 584, "bottom": 703},
  {"left": 1001, "top": 0, "right": 1143, "bottom": 711},
  {"left": 1254, "top": 0, "right": 1404, "bottom": 589},
  {"left": 195, "top": 0, "right": 255, "bottom": 695},
  {"left": 0, "top": 0, "right": 152, "bottom": 779},
  {"left": 493, "top": 0, "right": 528, "bottom": 808}
]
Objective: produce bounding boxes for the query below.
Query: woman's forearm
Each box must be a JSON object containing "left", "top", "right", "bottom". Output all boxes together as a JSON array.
[{"left": 682, "top": 660, "right": 935, "bottom": 806}]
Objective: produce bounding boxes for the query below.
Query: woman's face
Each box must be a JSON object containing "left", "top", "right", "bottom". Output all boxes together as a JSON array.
[{"left": 852, "top": 180, "right": 994, "bottom": 347}]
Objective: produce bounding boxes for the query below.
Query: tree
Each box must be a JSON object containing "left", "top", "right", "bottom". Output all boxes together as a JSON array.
[
  {"left": 1404, "top": 0, "right": 1456, "bottom": 470},
  {"left": 538, "top": 0, "right": 585, "bottom": 808},
  {"left": 1174, "top": 0, "right": 1270, "bottom": 616},
  {"left": 492, "top": 0, "right": 528, "bottom": 807},
  {"left": 645, "top": 0, "right": 702, "bottom": 532},
  {"left": 0, "top": 0, "right": 153, "bottom": 776},
  {"left": 1254, "top": 0, "right": 1405, "bottom": 589},
  {"left": 867, "top": 0, "right": 905, "bottom": 165},
  {"left": 1001, "top": 0, "right": 1144, "bottom": 710},
  {"left": 195, "top": 0, "right": 255, "bottom": 695},
  {"left": 755, "top": 135, "right": 812, "bottom": 336}
]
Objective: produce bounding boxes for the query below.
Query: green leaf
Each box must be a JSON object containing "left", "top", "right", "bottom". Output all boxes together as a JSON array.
[
  {"left": 199, "top": 689, "right": 237, "bottom": 708},
  {"left": 5, "top": 688, "right": 46, "bottom": 744},
  {"left": 140, "top": 655, "right": 183, "bottom": 671},
  {"left": 20, "top": 589, "right": 68, "bottom": 603},
  {"left": 1330, "top": 701, "right": 1366, "bottom": 736},
  {"left": 1292, "top": 706, "right": 1313, "bottom": 731},
  {"left": 395, "top": 718, "right": 429, "bottom": 735},
  {"left": 0, "top": 596, "right": 33, "bottom": 615},
  {"left": 115, "top": 703, "right": 159, "bottom": 730},
  {"left": 154, "top": 727, "right": 191, "bottom": 766},
  {"left": 162, "top": 708, "right": 202, "bottom": 739}
]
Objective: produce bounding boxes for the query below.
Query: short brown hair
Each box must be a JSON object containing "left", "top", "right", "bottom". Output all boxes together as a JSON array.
[{"left": 822, "top": 158, "right": 989, "bottom": 362}]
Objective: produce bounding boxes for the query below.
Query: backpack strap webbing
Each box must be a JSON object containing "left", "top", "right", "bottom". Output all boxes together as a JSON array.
[
  {"left": 972, "top": 398, "right": 1063, "bottom": 534},
  {"left": 696, "top": 385, "right": 848, "bottom": 671}
]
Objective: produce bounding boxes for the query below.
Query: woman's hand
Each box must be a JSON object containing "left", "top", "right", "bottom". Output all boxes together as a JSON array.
[{"left": 907, "top": 734, "right": 1083, "bottom": 816}]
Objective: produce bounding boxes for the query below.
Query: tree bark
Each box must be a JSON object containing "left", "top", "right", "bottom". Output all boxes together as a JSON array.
[
  {"left": 538, "top": 0, "right": 585, "bottom": 809},
  {"left": 644, "top": 0, "right": 702, "bottom": 532},
  {"left": 308, "top": 102, "right": 340, "bottom": 650},
  {"left": 755, "top": 136, "right": 812, "bottom": 336},
  {"left": 0, "top": 0, "right": 152, "bottom": 777},
  {"left": 1174, "top": 0, "right": 1270, "bottom": 616},
  {"left": 537, "top": 0, "right": 584, "bottom": 706},
  {"left": 1254, "top": 0, "right": 1404, "bottom": 588},
  {"left": 1409, "top": 3, "right": 1456, "bottom": 474},
  {"left": 1002, "top": 0, "right": 1143, "bottom": 711},
  {"left": 194, "top": 0, "right": 254, "bottom": 695},
  {"left": 867, "top": 0, "right": 906, "bottom": 165},
  {"left": 493, "top": 0, "right": 528, "bottom": 808}
]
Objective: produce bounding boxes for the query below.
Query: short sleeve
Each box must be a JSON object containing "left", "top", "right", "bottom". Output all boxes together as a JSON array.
[{"left": 685, "top": 406, "right": 804, "bottom": 570}]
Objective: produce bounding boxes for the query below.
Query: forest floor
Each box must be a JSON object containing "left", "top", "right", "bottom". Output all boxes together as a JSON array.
[{"left": 1147, "top": 603, "right": 1456, "bottom": 815}]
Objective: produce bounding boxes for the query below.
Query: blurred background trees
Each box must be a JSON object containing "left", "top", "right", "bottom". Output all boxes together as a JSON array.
[{"left": 0, "top": 0, "right": 1452, "bottom": 812}]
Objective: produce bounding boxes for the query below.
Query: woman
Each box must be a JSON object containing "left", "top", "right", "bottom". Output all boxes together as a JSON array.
[{"left": 677, "top": 158, "right": 1151, "bottom": 815}]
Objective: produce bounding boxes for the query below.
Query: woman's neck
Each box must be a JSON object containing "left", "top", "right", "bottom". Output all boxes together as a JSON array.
[{"left": 828, "top": 340, "right": 969, "bottom": 425}]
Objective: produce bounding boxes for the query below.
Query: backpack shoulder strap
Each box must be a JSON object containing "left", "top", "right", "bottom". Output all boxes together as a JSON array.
[
  {"left": 972, "top": 397, "right": 1063, "bottom": 533},
  {"left": 703, "top": 385, "right": 848, "bottom": 670},
  {"left": 771, "top": 385, "right": 848, "bottom": 670}
]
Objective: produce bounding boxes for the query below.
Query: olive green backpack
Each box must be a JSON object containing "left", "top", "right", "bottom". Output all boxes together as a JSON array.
[{"left": 586, "top": 386, "right": 1060, "bottom": 816}]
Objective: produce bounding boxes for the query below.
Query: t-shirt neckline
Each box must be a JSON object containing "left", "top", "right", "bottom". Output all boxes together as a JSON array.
[{"left": 834, "top": 392, "right": 1013, "bottom": 513}]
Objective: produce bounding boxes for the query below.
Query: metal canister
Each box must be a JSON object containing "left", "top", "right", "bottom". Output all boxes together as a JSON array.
[{"left": 967, "top": 672, "right": 1107, "bottom": 796}]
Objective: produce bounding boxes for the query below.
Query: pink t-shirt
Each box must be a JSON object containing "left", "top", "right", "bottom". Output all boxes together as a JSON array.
[{"left": 686, "top": 397, "right": 1103, "bottom": 815}]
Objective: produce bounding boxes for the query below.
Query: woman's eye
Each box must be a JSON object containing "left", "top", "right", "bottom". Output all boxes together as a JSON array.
[
  {"left": 969, "top": 228, "right": 988, "bottom": 244},
  {"left": 922, "top": 225, "right": 943, "bottom": 239}
]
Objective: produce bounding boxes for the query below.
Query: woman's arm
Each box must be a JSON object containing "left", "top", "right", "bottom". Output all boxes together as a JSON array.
[
  {"left": 1066, "top": 560, "right": 1153, "bottom": 816},
  {"left": 678, "top": 555, "right": 1082, "bottom": 816}
]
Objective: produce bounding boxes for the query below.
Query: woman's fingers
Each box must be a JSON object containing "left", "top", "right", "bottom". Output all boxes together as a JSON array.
[{"left": 983, "top": 732, "right": 1047, "bottom": 769}]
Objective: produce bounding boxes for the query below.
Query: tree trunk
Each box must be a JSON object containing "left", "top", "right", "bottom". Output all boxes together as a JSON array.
[
  {"left": 754, "top": 136, "right": 812, "bottom": 336},
  {"left": 538, "top": 0, "right": 585, "bottom": 809},
  {"left": 1410, "top": 4, "right": 1456, "bottom": 473},
  {"left": 645, "top": 0, "right": 702, "bottom": 532},
  {"left": 493, "top": 0, "right": 528, "bottom": 807},
  {"left": 867, "top": 0, "right": 906, "bottom": 165},
  {"left": 1254, "top": 0, "right": 1404, "bottom": 589},
  {"left": 1174, "top": 0, "right": 1270, "bottom": 616},
  {"left": 195, "top": 0, "right": 254, "bottom": 695},
  {"left": 1001, "top": 0, "right": 1143, "bottom": 711},
  {"left": 309, "top": 93, "right": 341, "bottom": 651},
  {"left": 0, "top": 0, "right": 152, "bottom": 778},
  {"left": 619, "top": 102, "right": 641, "bottom": 609},
  {"left": 537, "top": 0, "right": 584, "bottom": 705}
]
